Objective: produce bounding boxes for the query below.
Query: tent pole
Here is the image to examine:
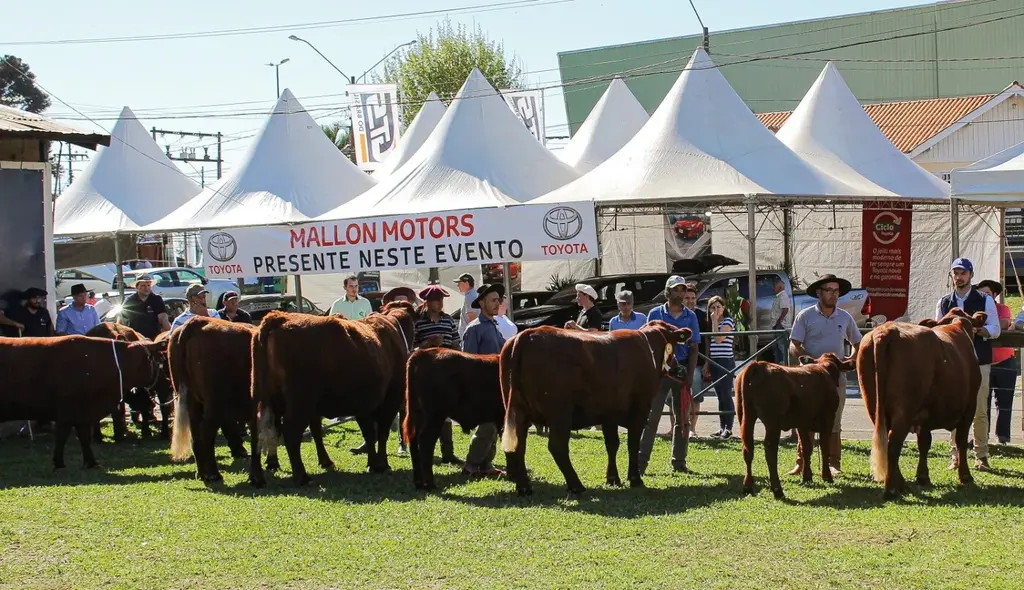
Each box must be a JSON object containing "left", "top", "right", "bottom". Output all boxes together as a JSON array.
[
  {"left": 502, "top": 262, "right": 514, "bottom": 321},
  {"left": 782, "top": 206, "right": 793, "bottom": 276},
  {"left": 745, "top": 196, "right": 758, "bottom": 354},
  {"left": 294, "top": 275, "right": 304, "bottom": 313},
  {"left": 114, "top": 235, "right": 125, "bottom": 301},
  {"left": 950, "top": 197, "right": 960, "bottom": 259},
  {"left": 999, "top": 207, "right": 1007, "bottom": 304}
]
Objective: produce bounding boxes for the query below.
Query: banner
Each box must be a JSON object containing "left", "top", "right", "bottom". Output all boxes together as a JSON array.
[
  {"left": 664, "top": 212, "right": 711, "bottom": 265},
  {"left": 200, "top": 203, "right": 596, "bottom": 278},
  {"left": 861, "top": 204, "right": 912, "bottom": 321},
  {"left": 349, "top": 84, "right": 402, "bottom": 171},
  {"left": 501, "top": 89, "right": 545, "bottom": 143}
]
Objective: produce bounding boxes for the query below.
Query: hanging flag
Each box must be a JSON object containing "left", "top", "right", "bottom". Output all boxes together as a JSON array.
[
  {"left": 501, "top": 89, "right": 545, "bottom": 143},
  {"left": 349, "top": 84, "right": 402, "bottom": 171}
]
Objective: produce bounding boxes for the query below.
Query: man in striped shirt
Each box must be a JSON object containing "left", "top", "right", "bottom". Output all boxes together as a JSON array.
[{"left": 414, "top": 285, "right": 461, "bottom": 349}]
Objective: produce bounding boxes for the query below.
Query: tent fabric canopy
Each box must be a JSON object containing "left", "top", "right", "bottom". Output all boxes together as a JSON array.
[
  {"left": 777, "top": 62, "right": 947, "bottom": 200},
  {"left": 146, "top": 89, "right": 375, "bottom": 231},
  {"left": 372, "top": 92, "right": 446, "bottom": 179},
  {"left": 951, "top": 140, "right": 1024, "bottom": 205},
  {"left": 558, "top": 78, "right": 649, "bottom": 173},
  {"left": 534, "top": 48, "right": 881, "bottom": 206},
  {"left": 54, "top": 106, "right": 200, "bottom": 236},
  {"left": 321, "top": 68, "right": 578, "bottom": 219}
]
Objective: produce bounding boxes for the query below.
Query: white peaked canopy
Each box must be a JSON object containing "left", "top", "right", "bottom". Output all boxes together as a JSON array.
[
  {"left": 535, "top": 48, "right": 877, "bottom": 205},
  {"left": 322, "top": 69, "right": 578, "bottom": 219},
  {"left": 951, "top": 140, "right": 1024, "bottom": 205},
  {"left": 558, "top": 78, "right": 649, "bottom": 173},
  {"left": 54, "top": 106, "right": 201, "bottom": 236},
  {"left": 778, "top": 62, "right": 947, "bottom": 199},
  {"left": 372, "top": 92, "right": 446, "bottom": 179},
  {"left": 147, "top": 89, "right": 376, "bottom": 230}
]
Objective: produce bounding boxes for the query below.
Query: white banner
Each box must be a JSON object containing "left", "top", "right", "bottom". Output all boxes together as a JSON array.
[
  {"left": 200, "top": 203, "right": 596, "bottom": 278},
  {"left": 349, "top": 84, "right": 402, "bottom": 171},
  {"left": 501, "top": 89, "right": 545, "bottom": 143}
]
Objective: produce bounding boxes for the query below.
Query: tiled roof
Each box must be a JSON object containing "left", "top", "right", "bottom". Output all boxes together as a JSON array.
[
  {"left": 0, "top": 104, "right": 109, "bottom": 149},
  {"left": 757, "top": 93, "right": 997, "bottom": 154}
]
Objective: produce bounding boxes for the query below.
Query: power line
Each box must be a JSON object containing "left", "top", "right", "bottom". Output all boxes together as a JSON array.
[{"left": 1, "top": 0, "right": 571, "bottom": 46}]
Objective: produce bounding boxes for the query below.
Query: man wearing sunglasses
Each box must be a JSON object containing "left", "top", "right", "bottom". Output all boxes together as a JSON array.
[{"left": 788, "top": 274, "right": 862, "bottom": 478}]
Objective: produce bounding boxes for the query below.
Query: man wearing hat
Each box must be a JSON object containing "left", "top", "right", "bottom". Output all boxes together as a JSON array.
[
  {"left": 789, "top": 274, "right": 862, "bottom": 477},
  {"left": 170, "top": 284, "right": 218, "bottom": 332},
  {"left": 56, "top": 284, "right": 100, "bottom": 336},
  {"left": 565, "top": 283, "right": 603, "bottom": 331},
  {"left": 3, "top": 287, "right": 54, "bottom": 337},
  {"left": 454, "top": 273, "right": 478, "bottom": 338},
  {"left": 381, "top": 286, "right": 418, "bottom": 307},
  {"left": 329, "top": 275, "right": 372, "bottom": 320},
  {"left": 121, "top": 274, "right": 171, "bottom": 339},
  {"left": 937, "top": 258, "right": 1001, "bottom": 470},
  {"left": 217, "top": 291, "right": 252, "bottom": 324},
  {"left": 461, "top": 283, "right": 507, "bottom": 477}
]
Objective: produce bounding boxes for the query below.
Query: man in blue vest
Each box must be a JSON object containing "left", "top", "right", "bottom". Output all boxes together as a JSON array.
[{"left": 936, "top": 257, "right": 1001, "bottom": 471}]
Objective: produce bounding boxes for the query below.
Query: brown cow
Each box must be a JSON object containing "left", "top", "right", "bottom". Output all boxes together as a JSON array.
[
  {"left": 403, "top": 349, "right": 503, "bottom": 490},
  {"left": 167, "top": 315, "right": 261, "bottom": 485},
  {"left": 500, "top": 321, "right": 692, "bottom": 495},
  {"left": 857, "top": 308, "right": 985, "bottom": 499},
  {"left": 736, "top": 353, "right": 856, "bottom": 499},
  {"left": 0, "top": 335, "right": 167, "bottom": 469},
  {"left": 252, "top": 302, "right": 416, "bottom": 485}
]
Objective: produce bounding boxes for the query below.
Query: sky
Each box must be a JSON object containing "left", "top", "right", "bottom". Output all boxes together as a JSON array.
[{"left": 1, "top": 0, "right": 923, "bottom": 184}]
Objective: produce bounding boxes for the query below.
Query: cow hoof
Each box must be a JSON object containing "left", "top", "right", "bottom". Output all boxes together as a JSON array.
[
  {"left": 265, "top": 458, "right": 281, "bottom": 471},
  {"left": 960, "top": 475, "right": 975, "bottom": 487},
  {"left": 802, "top": 476, "right": 814, "bottom": 484},
  {"left": 294, "top": 475, "right": 313, "bottom": 487},
  {"left": 367, "top": 464, "right": 391, "bottom": 474},
  {"left": 567, "top": 485, "right": 586, "bottom": 496},
  {"left": 319, "top": 460, "right": 335, "bottom": 470},
  {"left": 516, "top": 485, "right": 533, "bottom": 496},
  {"left": 772, "top": 488, "right": 785, "bottom": 500},
  {"left": 742, "top": 486, "right": 755, "bottom": 496},
  {"left": 629, "top": 477, "right": 645, "bottom": 489},
  {"left": 882, "top": 489, "right": 898, "bottom": 501},
  {"left": 249, "top": 475, "right": 266, "bottom": 488},
  {"left": 822, "top": 475, "right": 834, "bottom": 485},
  {"left": 606, "top": 476, "right": 622, "bottom": 487},
  {"left": 202, "top": 472, "right": 224, "bottom": 483},
  {"left": 916, "top": 477, "right": 933, "bottom": 488},
  {"left": 84, "top": 461, "right": 99, "bottom": 470}
]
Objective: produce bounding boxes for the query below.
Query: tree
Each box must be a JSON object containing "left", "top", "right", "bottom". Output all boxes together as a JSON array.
[
  {"left": 321, "top": 120, "right": 355, "bottom": 163},
  {"left": 378, "top": 19, "right": 522, "bottom": 128},
  {"left": 0, "top": 55, "right": 50, "bottom": 113}
]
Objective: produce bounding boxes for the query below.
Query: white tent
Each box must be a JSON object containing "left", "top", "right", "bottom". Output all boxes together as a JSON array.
[
  {"left": 372, "top": 92, "right": 446, "bottom": 179},
  {"left": 147, "top": 89, "right": 375, "bottom": 231},
  {"left": 54, "top": 106, "right": 200, "bottom": 236},
  {"left": 534, "top": 48, "right": 879, "bottom": 207},
  {"left": 777, "top": 62, "right": 949, "bottom": 199},
  {"left": 951, "top": 140, "right": 1024, "bottom": 205},
  {"left": 558, "top": 78, "right": 649, "bottom": 173}
]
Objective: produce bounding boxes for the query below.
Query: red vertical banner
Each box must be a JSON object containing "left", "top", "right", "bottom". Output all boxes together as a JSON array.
[{"left": 862, "top": 203, "right": 912, "bottom": 321}]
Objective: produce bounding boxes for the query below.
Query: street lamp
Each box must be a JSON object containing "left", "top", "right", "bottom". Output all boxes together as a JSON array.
[
  {"left": 288, "top": 35, "right": 354, "bottom": 84},
  {"left": 266, "top": 58, "right": 290, "bottom": 98},
  {"left": 359, "top": 39, "right": 418, "bottom": 83}
]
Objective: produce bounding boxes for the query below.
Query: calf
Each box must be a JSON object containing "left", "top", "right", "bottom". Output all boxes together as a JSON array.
[
  {"left": 0, "top": 335, "right": 167, "bottom": 469},
  {"left": 858, "top": 308, "right": 985, "bottom": 499},
  {"left": 736, "top": 353, "right": 856, "bottom": 499},
  {"left": 403, "top": 349, "right": 503, "bottom": 490},
  {"left": 500, "top": 321, "right": 691, "bottom": 495},
  {"left": 167, "top": 315, "right": 259, "bottom": 485}
]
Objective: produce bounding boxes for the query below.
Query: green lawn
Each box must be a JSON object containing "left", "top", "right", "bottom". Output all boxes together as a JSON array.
[{"left": 2, "top": 424, "right": 1024, "bottom": 589}]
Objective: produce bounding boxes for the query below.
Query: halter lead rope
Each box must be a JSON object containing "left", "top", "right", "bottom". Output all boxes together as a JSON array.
[{"left": 111, "top": 339, "right": 124, "bottom": 404}]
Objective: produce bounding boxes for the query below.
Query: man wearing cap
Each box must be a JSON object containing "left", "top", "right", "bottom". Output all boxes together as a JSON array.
[
  {"left": 609, "top": 290, "right": 647, "bottom": 331},
  {"left": 170, "top": 284, "right": 218, "bottom": 332},
  {"left": 789, "top": 274, "right": 862, "bottom": 477},
  {"left": 937, "top": 258, "right": 1000, "bottom": 471},
  {"left": 217, "top": 291, "right": 253, "bottom": 324},
  {"left": 454, "top": 273, "right": 478, "bottom": 337},
  {"left": 638, "top": 275, "right": 700, "bottom": 475},
  {"left": 56, "top": 284, "right": 100, "bottom": 336},
  {"left": 121, "top": 274, "right": 171, "bottom": 339},
  {"left": 329, "top": 275, "right": 373, "bottom": 319},
  {"left": 4, "top": 287, "right": 54, "bottom": 337},
  {"left": 565, "top": 283, "right": 603, "bottom": 331},
  {"left": 461, "top": 283, "right": 507, "bottom": 477}
]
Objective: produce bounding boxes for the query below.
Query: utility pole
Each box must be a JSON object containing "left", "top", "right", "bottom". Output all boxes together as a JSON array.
[{"left": 151, "top": 128, "right": 225, "bottom": 180}]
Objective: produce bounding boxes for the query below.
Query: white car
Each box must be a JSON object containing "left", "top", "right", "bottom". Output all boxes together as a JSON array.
[
  {"left": 54, "top": 265, "right": 118, "bottom": 300},
  {"left": 113, "top": 267, "right": 237, "bottom": 308}
]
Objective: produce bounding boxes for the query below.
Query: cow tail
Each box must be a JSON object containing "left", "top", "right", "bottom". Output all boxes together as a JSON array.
[
  {"left": 402, "top": 354, "right": 419, "bottom": 445},
  {"left": 168, "top": 327, "right": 192, "bottom": 462},
  {"left": 252, "top": 318, "right": 280, "bottom": 454},
  {"left": 500, "top": 334, "right": 522, "bottom": 454},
  {"left": 870, "top": 330, "right": 889, "bottom": 483}
]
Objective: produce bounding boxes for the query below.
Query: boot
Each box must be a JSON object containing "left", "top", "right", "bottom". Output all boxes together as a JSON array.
[
  {"left": 786, "top": 436, "right": 804, "bottom": 476},
  {"left": 439, "top": 421, "right": 462, "bottom": 465},
  {"left": 828, "top": 432, "right": 842, "bottom": 476}
]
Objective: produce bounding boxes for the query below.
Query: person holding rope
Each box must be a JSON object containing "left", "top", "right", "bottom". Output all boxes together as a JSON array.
[
  {"left": 56, "top": 284, "right": 100, "bottom": 336},
  {"left": 120, "top": 274, "right": 170, "bottom": 339},
  {"left": 460, "top": 283, "right": 507, "bottom": 478},
  {"left": 4, "top": 287, "right": 53, "bottom": 337}
]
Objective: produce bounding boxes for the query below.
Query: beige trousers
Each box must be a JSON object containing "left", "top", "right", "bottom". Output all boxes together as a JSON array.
[
  {"left": 951, "top": 364, "right": 991, "bottom": 460},
  {"left": 832, "top": 374, "right": 846, "bottom": 434}
]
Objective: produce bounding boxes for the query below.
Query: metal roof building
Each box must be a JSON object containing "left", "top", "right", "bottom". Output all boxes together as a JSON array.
[{"left": 558, "top": 0, "right": 1024, "bottom": 136}]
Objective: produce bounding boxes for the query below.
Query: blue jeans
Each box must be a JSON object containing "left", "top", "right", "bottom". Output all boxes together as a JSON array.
[
  {"left": 988, "top": 355, "right": 1018, "bottom": 442},
  {"left": 709, "top": 357, "right": 736, "bottom": 431}
]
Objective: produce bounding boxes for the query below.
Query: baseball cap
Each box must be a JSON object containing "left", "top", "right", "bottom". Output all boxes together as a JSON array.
[
  {"left": 951, "top": 257, "right": 973, "bottom": 273},
  {"left": 665, "top": 275, "right": 687, "bottom": 290},
  {"left": 134, "top": 273, "right": 155, "bottom": 284},
  {"left": 185, "top": 284, "right": 209, "bottom": 298},
  {"left": 616, "top": 290, "right": 634, "bottom": 304},
  {"left": 222, "top": 290, "right": 240, "bottom": 301},
  {"left": 453, "top": 273, "right": 475, "bottom": 286}
]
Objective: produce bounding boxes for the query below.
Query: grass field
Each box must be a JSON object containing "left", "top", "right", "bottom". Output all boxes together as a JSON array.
[{"left": 3, "top": 424, "right": 1024, "bottom": 589}]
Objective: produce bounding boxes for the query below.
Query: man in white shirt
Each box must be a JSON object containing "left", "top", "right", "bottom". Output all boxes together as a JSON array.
[
  {"left": 495, "top": 298, "right": 518, "bottom": 341},
  {"left": 770, "top": 278, "right": 792, "bottom": 364},
  {"left": 170, "top": 284, "right": 218, "bottom": 332},
  {"left": 329, "top": 275, "right": 373, "bottom": 319}
]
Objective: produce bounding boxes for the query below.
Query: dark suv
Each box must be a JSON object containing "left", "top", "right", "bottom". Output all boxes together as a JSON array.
[{"left": 512, "top": 273, "right": 672, "bottom": 331}]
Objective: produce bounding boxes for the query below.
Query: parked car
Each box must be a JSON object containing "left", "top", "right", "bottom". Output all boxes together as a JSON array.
[
  {"left": 452, "top": 290, "right": 553, "bottom": 323},
  {"left": 111, "top": 267, "right": 236, "bottom": 308},
  {"left": 512, "top": 273, "right": 672, "bottom": 331},
  {"left": 674, "top": 216, "right": 706, "bottom": 240},
  {"left": 236, "top": 294, "right": 325, "bottom": 323},
  {"left": 54, "top": 265, "right": 117, "bottom": 300}
]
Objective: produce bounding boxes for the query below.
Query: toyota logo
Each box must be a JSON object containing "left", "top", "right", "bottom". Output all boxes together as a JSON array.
[
  {"left": 543, "top": 207, "right": 583, "bottom": 241},
  {"left": 207, "top": 232, "right": 237, "bottom": 262}
]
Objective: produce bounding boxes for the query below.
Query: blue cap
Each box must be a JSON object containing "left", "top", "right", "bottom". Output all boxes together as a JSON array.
[{"left": 951, "top": 257, "right": 973, "bottom": 273}]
